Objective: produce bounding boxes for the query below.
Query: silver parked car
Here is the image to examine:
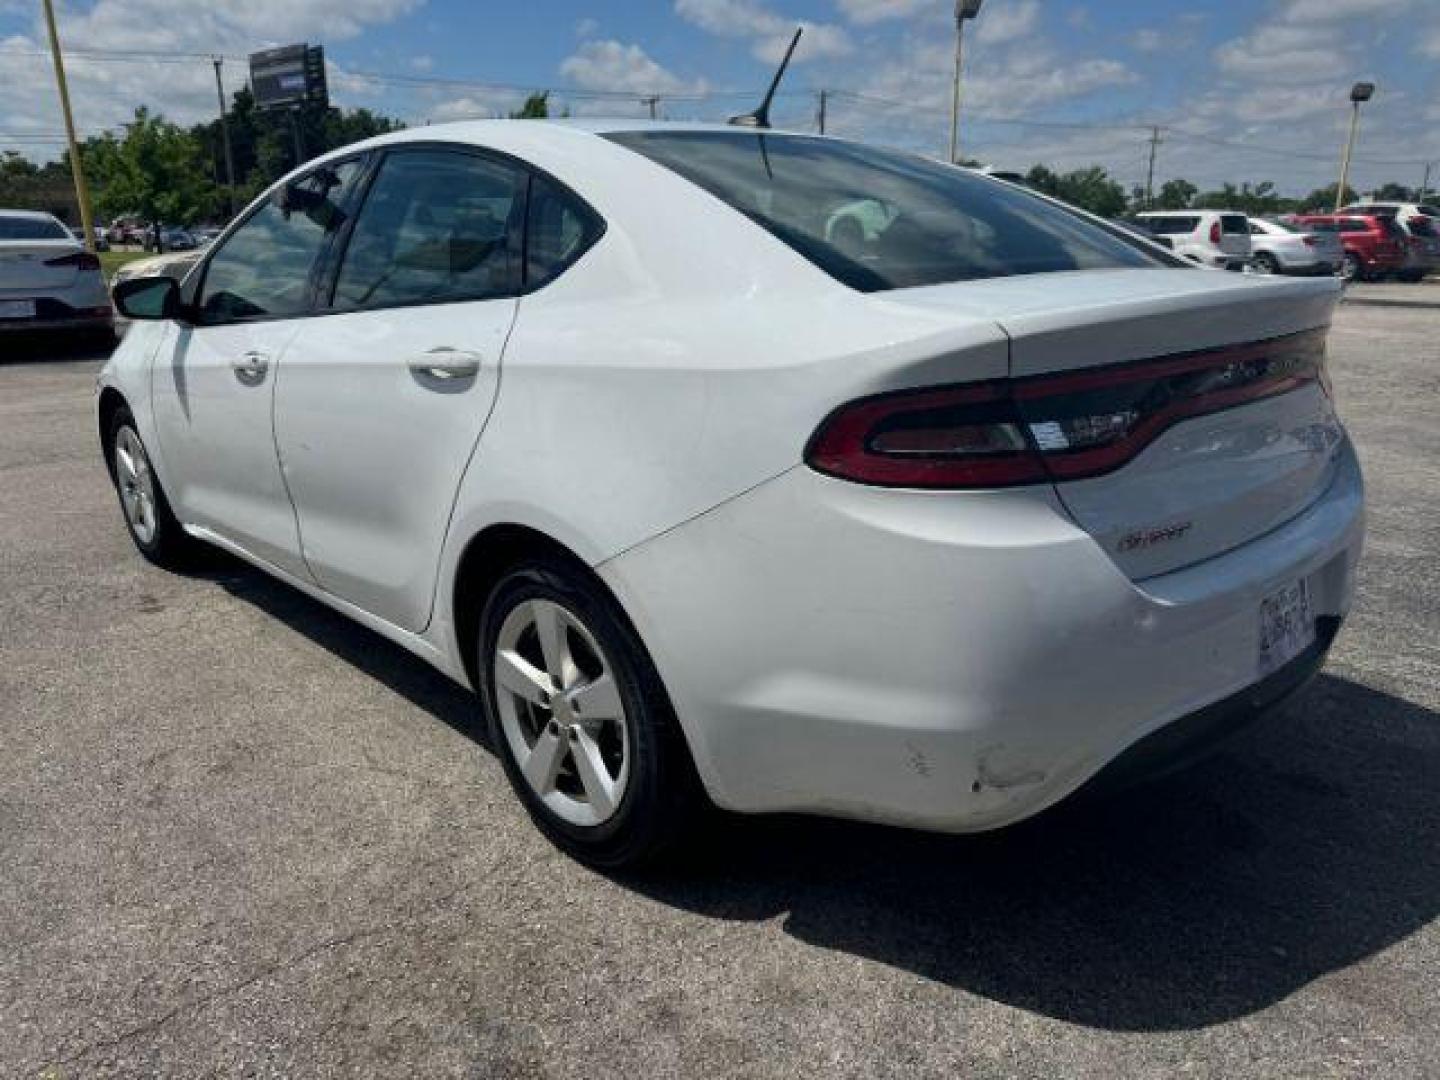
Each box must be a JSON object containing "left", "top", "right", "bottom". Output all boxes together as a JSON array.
[
  {"left": 0, "top": 210, "right": 113, "bottom": 342},
  {"left": 1248, "top": 218, "right": 1342, "bottom": 277}
]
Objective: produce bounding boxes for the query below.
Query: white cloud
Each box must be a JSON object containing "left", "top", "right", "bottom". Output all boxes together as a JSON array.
[
  {"left": 673, "top": 0, "right": 853, "bottom": 62},
  {"left": 575, "top": 17, "right": 600, "bottom": 39},
  {"left": 409, "top": 54, "right": 434, "bottom": 72},
  {"left": 1214, "top": 23, "right": 1347, "bottom": 83},
  {"left": 560, "top": 40, "right": 708, "bottom": 96},
  {"left": 0, "top": 0, "right": 422, "bottom": 156},
  {"left": 974, "top": 0, "right": 1039, "bottom": 46},
  {"left": 835, "top": 0, "right": 929, "bottom": 25},
  {"left": 1280, "top": 0, "right": 1415, "bottom": 21}
]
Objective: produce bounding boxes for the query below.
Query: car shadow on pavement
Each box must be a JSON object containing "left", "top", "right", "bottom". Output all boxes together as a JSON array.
[
  {"left": 632, "top": 673, "right": 1440, "bottom": 1032},
  {"left": 1, "top": 333, "right": 116, "bottom": 364},
  {"left": 191, "top": 555, "right": 1438, "bottom": 1032}
]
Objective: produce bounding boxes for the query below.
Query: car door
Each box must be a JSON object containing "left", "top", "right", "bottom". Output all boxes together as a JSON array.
[
  {"left": 149, "top": 158, "right": 366, "bottom": 578},
  {"left": 272, "top": 146, "right": 530, "bottom": 632}
]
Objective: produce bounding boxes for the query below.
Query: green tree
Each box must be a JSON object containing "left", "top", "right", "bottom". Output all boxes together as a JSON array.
[
  {"left": 1298, "top": 183, "right": 1358, "bottom": 213},
  {"left": 81, "top": 108, "right": 219, "bottom": 226},
  {"left": 510, "top": 92, "right": 550, "bottom": 119},
  {"left": 1025, "top": 164, "right": 1128, "bottom": 217},
  {"left": 1151, "top": 177, "right": 1198, "bottom": 211}
]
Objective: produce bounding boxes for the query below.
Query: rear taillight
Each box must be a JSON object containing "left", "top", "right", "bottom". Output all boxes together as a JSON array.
[
  {"left": 1209, "top": 221, "right": 1222, "bottom": 244},
  {"left": 806, "top": 329, "right": 1328, "bottom": 490},
  {"left": 806, "top": 384, "right": 1047, "bottom": 489},
  {"left": 1303, "top": 236, "right": 1318, "bottom": 248},
  {"left": 44, "top": 251, "right": 101, "bottom": 272}
]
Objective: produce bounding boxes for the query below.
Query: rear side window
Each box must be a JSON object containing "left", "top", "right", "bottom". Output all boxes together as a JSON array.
[
  {"left": 1407, "top": 217, "right": 1437, "bottom": 238},
  {"left": 1142, "top": 216, "right": 1200, "bottom": 235},
  {"left": 333, "top": 149, "right": 525, "bottom": 309},
  {"left": 0, "top": 214, "right": 71, "bottom": 240},
  {"left": 1306, "top": 220, "right": 1338, "bottom": 233},
  {"left": 1338, "top": 219, "right": 1367, "bottom": 233},
  {"left": 1221, "top": 215, "right": 1249, "bottom": 234},
  {"left": 198, "top": 160, "right": 363, "bottom": 322},
  {"left": 525, "top": 174, "right": 603, "bottom": 288},
  {"left": 606, "top": 131, "right": 1158, "bottom": 292}
]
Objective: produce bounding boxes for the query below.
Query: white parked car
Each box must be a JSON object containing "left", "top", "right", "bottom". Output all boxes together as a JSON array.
[
  {"left": 1135, "top": 210, "right": 1253, "bottom": 270},
  {"left": 99, "top": 123, "right": 1364, "bottom": 866},
  {"left": 1247, "top": 217, "right": 1342, "bottom": 277},
  {"left": 0, "top": 209, "right": 113, "bottom": 342}
]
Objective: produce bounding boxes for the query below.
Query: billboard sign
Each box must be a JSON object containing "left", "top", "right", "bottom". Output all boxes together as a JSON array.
[{"left": 250, "top": 44, "right": 328, "bottom": 110}]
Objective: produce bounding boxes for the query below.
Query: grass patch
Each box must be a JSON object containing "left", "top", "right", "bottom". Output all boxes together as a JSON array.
[{"left": 99, "top": 250, "right": 148, "bottom": 280}]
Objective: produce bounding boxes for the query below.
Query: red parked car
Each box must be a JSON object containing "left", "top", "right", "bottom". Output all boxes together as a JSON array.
[{"left": 1290, "top": 213, "right": 1408, "bottom": 282}]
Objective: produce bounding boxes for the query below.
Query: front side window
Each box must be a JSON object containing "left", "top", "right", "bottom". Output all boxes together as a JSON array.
[
  {"left": 332, "top": 150, "right": 525, "bottom": 309},
  {"left": 197, "top": 159, "right": 363, "bottom": 322},
  {"left": 606, "top": 131, "right": 1159, "bottom": 292}
]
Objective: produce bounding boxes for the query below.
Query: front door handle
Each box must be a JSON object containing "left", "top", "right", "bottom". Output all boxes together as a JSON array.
[
  {"left": 231, "top": 350, "right": 269, "bottom": 386},
  {"left": 408, "top": 347, "right": 482, "bottom": 382}
]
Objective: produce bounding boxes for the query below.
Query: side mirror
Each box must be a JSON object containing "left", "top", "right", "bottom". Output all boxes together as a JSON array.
[{"left": 113, "top": 275, "right": 181, "bottom": 321}]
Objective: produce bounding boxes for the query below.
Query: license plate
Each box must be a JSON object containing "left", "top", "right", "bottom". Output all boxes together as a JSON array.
[
  {"left": 1258, "top": 578, "right": 1315, "bottom": 677},
  {"left": 0, "top": 299, "right": 36, "bottom": 319}
]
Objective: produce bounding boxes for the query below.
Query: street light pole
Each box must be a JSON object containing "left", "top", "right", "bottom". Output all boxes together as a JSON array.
[
  {"left": 212, "top": 57, "right": 237, "bottom": 216},
  {"left": 1336, "top": 82, "right": 1375, "bottom": 212},
  {"left": 949, "top": 0, "right": 984, "bottom": 164},
  {"left": 40, "top": 0, "right": 96, "bottom": 253}
]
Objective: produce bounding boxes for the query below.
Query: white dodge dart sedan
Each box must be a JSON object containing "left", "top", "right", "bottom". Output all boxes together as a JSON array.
[{"left": 99, "top": 122, "right": 1364, "bottom": 866}]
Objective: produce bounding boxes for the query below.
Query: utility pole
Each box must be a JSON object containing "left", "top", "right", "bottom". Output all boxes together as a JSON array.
[
  {"left": 1144, "top": 126, "right": 1163, "bottom": 209},
  {"left": 1420, "top": 162, "right": 1433, "bottom": 204},
  {"left": 40, "top": 0, "right": 96, "bottom": 252},
  {"left": 212, "top": 57, "right": 237, "bottom": 216},
  {"left": 817, "top": 89, "right": 828, "bottom": 135},
  {"left": 641, "top": 95, "right": 660, "bottom": 120}
]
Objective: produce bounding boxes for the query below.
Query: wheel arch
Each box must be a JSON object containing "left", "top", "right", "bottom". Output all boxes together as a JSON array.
[{"left": 97, "top": 385, "right": 130, "bottom": 480}]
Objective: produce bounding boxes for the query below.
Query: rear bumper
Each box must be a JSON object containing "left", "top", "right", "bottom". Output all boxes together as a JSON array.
[
  {"left": 601, "top": 439, "right": 1364, "bottom": 833},
  {"left": 0, "top": 295, "right": 113, "bottom": 334}
]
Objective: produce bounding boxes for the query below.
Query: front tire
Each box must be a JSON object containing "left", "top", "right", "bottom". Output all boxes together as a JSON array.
[
  {"left": 107, "top": 406, "right": 193, "bottom": 567},
  {"left": 477, "top": 557, "right": 701, "bottom": 867}
]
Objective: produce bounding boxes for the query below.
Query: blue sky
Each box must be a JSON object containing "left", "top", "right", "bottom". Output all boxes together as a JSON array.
[{"left": 3, "top": 1, "right": 1438, "bottom": 194}]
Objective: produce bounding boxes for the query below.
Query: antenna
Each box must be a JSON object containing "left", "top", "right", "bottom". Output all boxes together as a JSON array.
[{"left": 729, "top": 26, "right": 802, "bottom": 129}]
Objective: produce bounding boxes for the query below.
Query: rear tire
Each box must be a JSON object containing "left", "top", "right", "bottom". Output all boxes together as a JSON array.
[
  {"left": 477, "top": 557, "right": 702, "bottom": 868},
  {"left": 106, "top": 406, "right": 194, "bottom": 568},
  {"left": 1252, "top": 252, "right": 1281, "bottom": 276},
  {"left": 1398, "top": 269, "right": 1427, "bottom": 284}
]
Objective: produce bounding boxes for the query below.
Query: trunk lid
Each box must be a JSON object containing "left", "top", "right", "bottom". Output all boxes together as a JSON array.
[
  {"left": 0, "top": 241, "right": 83, "bottom": 291},
  {"left": 888, "top": 268, "right": 1346, "bottom": 579}
]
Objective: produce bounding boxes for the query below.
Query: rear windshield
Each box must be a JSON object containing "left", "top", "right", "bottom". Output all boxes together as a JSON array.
[
  {"left": 1141, "top": 216, "right": 1200, "bottom": 235},
  {"left": 605, "top": 131, "right": 1160, "bottom": 292},
  {"left": 0, "top": 215, "right": 70, "bottom": 241},
  {"left": 1221, "top": 214, "right": 1249, "bottom": 234}
]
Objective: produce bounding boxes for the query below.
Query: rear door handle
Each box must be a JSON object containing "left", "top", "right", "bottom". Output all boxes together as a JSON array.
[
  {"left": 408, "top": 347, "right": 482, "bottom": 382},
  {"left": 231, "top": 350, "right": 269, "bottom": 386}
]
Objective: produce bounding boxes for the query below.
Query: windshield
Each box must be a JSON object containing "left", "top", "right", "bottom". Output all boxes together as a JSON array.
[
  {"left": 605, "top": 131, "right": 1161, "bottom": 292},
  {"left": 0, "top": 215, "right": 70, "bottom": 241}
]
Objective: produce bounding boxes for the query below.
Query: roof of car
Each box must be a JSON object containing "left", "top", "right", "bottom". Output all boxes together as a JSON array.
[{"left": 0, "top": 208, "right": 63, "bottom": 221}]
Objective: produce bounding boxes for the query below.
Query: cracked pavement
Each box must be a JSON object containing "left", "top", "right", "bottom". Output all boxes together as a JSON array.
[{"left": 2, "top": 288, "right": 1438, "bottom": 1078}]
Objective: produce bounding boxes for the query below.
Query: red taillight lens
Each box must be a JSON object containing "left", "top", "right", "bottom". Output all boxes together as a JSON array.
[
  {"left": 1209, "top": 221, "right": 1222, "bottom": 244},
  {"left": 806, "top": 384, "right": 1047, "bottom": 489},
  {"left": 44, "top": 251, "right": 101, "bottom": 272},
  {"left": 806, "top": 330, "right": 1329, "bottom": 490}
]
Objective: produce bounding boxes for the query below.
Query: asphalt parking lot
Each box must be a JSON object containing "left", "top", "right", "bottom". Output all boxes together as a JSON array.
[{"left": 3, "top": 286, "right": 1437, "bottom": 1078}]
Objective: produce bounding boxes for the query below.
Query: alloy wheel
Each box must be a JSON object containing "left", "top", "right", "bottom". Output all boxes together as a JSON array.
[
  {"left": 114, "top": 426, "right": 158, "bottom": 546},
  {"left": 493, "top": 599, "right": 630, "bottom": 827}
]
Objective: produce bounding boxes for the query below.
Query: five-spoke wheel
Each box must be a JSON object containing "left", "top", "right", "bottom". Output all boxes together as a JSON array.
[{"left": 479, "top": 558, "right": 700, "bottom": 866}]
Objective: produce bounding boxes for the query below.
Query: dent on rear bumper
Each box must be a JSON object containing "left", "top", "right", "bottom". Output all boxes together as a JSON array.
[{"left": 599, "top": 440, "right": 1364, "bottom": 832}]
